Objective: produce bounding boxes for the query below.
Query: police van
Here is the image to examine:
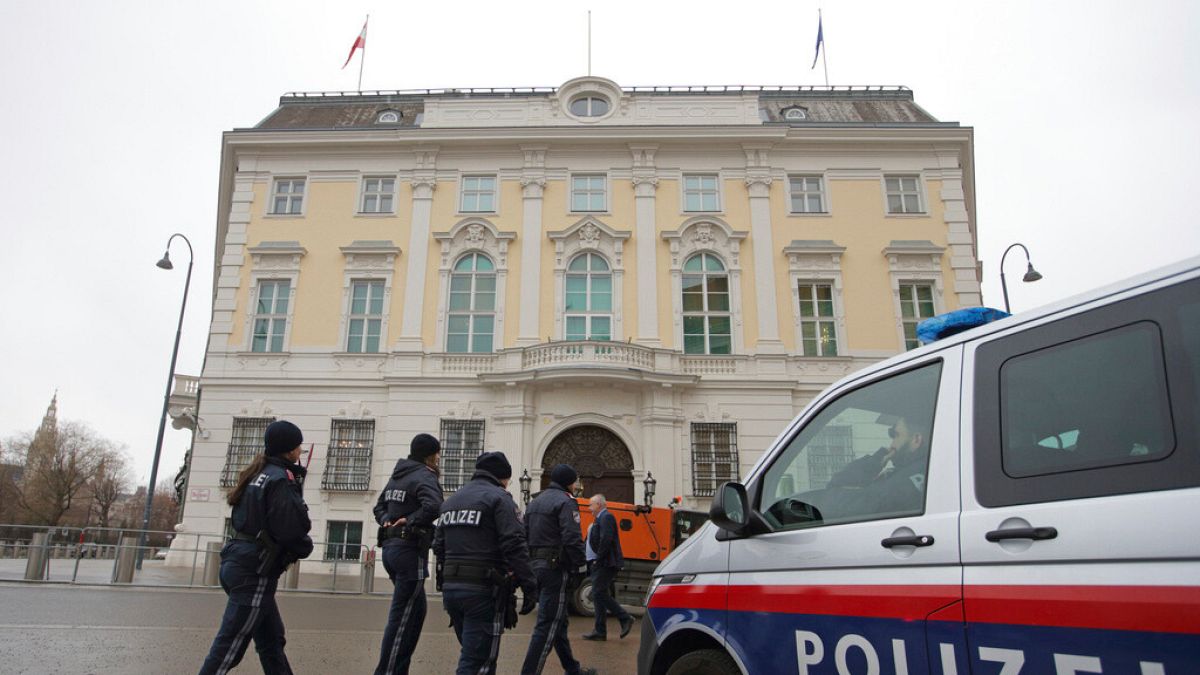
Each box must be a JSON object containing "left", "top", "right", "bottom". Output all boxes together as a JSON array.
[{"left": 639, "top": 256, "right": 1200, "bottom": 675}]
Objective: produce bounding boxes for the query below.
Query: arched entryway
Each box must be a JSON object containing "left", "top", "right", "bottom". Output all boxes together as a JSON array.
[{"left": 541, "top": 424, "right": 635, "bottom": 504}]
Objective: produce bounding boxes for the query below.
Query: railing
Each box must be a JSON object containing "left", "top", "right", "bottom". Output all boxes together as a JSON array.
[
  {"left": 172, "top": 374, "right": 200, "bottom": 396},
  {"left": 521, "top": 341, "right": 655, "bottom": 370},
  {"left": 281, "top": 85, "right": 912, "bottom": 99},
  {"left": 0, "top": 523, "right": 392, "bottom": 595}
]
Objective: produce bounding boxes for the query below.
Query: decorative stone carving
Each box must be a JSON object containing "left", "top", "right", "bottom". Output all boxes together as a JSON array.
[
  {"left": 579, "top": 223, "right": 600, "bottom": 247},
  {"left": 542, "top": 424, "right": 635, "bottom": 477},
  {"left": 465, "top": 224, "right": 486, "bottom": 246}
]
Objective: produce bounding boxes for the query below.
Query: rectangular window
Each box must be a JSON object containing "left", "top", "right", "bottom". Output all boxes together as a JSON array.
[
  {"left": 885, "top": 175, "right": 923, "bottom": 214},
  {"left": 270, "top": 178, "right": 305, "bottom": 215},
  {"left": 570, "top": 175, "right": 607, "bottom": 212},
  {"left": 360, "top": 177, "right": 395, "bottom": 213},
  {"left": 346, "top": 280, "right": 385, "bottom": 353},
  {"left": 788, "top": 175, "right": 826, "bottom": 213},
  {"left": 691, "top": 422, "right": 738, "bottom": 497},
  {"left": 322, "top": 420, "right": 374, "bottom": 491},
  {"left": 899, "top": 283, "right": 937, "bottom": 349},
  {"left": 252, "top": 280, "right": 290, "bottom": 353},
  {"left": 440, "top": 419, "right": 485, "bottom": 492},
  {"left": 798, "top": 282, "right": 838, "bottom": 356},
  {"left": 460, "top": 176, "right": 497, "bottom": 213},
  {"left": 324, "top": 520, "right": 362, "bottom": 561},
  {"left": 220, "top": 417, "right": 275, "bottom": 487},
  {"left": 683, "top": 174, "right": 720, "bottom": 212}
]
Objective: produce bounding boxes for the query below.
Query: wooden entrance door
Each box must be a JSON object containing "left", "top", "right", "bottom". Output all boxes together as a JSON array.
[{"left": 541, "top": 424, "right": 635, "bottom": 504}]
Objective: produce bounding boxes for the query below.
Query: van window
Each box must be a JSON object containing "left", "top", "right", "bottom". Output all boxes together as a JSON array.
[
  {"left": 1000, "top": 321, "right": 1174, "bottom": 477},
  {"left": 759, "top": 362, "right": 942, "bottom": 531}
]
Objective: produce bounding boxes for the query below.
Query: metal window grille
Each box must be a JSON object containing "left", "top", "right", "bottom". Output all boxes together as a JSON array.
[
  {"left": 322, "top": 419, "right": 374, "bottom": 491},
  {"left": 691, "top": 422, "right": 738, "bottom": 497},
  {"left": 805, "top": 425, "right": 854, "bottom": 489},
  {"left": 220, "top": 417, "right": 275, "bottom": 487},
  {"left": 324, "top": 520, "right": 362, "bottom": 561},
  {"left": 440, "top": 419, "right": 485, "bottom": 492}
]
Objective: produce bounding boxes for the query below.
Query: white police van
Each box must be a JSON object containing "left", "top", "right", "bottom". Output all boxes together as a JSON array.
[{"left": 639, "top": 256, "right": 1200, "bottom": 674}]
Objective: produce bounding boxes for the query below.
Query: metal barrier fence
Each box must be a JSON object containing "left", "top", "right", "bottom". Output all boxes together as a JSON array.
[{"left": 0, "top": 523, "right": 393, "bottom": 595}]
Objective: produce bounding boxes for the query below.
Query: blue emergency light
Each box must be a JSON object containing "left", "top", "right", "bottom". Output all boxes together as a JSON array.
[{"left": 916, "top": 307, "right": 1010, "bottom": 345}]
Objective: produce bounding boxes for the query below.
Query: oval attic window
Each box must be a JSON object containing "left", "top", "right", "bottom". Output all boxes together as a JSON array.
[
  {"left": 569, "top": 96, "right": 610, "bottom": 117},
  {"left": 784, "top": 108, "right": 807, "bottom": 121},
  {"left": 376, "top": 110, "right": 401, "bottom": 124}
]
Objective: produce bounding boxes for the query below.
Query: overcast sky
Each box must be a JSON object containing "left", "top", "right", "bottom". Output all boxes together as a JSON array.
[{"left": 1, "top": 0, "right": 1197, "bottom": 486}]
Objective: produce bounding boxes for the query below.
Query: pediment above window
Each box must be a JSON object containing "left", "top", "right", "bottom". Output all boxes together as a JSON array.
[
  {"left": 433, "top": 218, "right": 517, "bottom": 270},
  {"left": 661, "top": 217, "right": 747, "bottom": 269},
  {"left": 882, "top": 239, "right": 945, "bottom": 272},
  {"left": 248, "top": 240, "right": 306, "bottom": 271},
  {"left": 339, "top": 240, "right": 401, "bottom": 271},
  {"left": 547, "top": 217, "right": 630, "bottom": 269}
]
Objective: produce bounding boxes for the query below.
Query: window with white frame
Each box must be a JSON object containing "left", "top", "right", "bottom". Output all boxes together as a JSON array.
[
  {"left": 683, "top": 174, "right": 720, "bottom": 212},
  {"left": 360, "top": 177, "right": 395, "bottom": 213},
  {"left": 564, "top": 252, "right": 612, "bottom": 341},
  {"left": 324, "top": 520, "right": 363, "bottom": 561},
  {"left": 322, "top": 419, "right": 374, "bottom": 491},
  {"left": 682, "top": 253, "right": 732, "bottom": 354},
  {"left": 440, "top": 419, "right": 485, "bottom": 492},
  {"left": 447, "top": 253, "right": 496, "bottom": 353},
  {"left": 460, "top": 176, "right": 497, "bottom": 213},
  {"left": 885, "top": 175, "right": 923, "bottom": 214},
  {"left": 797, "top": 282, "right": 839, "bottom": 356},
  {"left": 899, "top": 282, "right": 937, "bottom": 349},
  {"left": 220, "top": 417, "right": 275, "bottom": 487},
  {"left": 252, "top": 280, "right": 290, "bottom": 353},
  {"left": 346, "top": 280, "right": 385, "bottom": 353},
  {"left": 691, "top": 422, "right": 738, "bottom": 497},
  {"left": 788, "top": 175, "right": 826, "bottom": 214},
  {"left": 270, "top": 178, "right": 305, "bottom": 215},
  {"left": 570, "top": 175, "right": 606, "bottom": 212},
  {"left": 569, "top": 96, "right": 610, "bottom": 117}
]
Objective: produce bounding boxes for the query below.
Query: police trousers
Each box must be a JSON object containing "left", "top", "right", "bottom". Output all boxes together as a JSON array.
[
  {"left": 444, "top": 583, "right": 506, "bottom": 675},
  {"left": 520, "top": 563, "right": 581, "bottom": 675},
  {"left": 374, "top": 542, "right": 428, "bottom": 675},
  {"left": 199, "top": 543, "right": 292, "bottom": 675}
]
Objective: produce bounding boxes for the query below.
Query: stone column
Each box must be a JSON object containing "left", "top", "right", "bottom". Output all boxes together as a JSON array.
[
  {"left": 397, "top": 148, "right": 439, "bottom": 352},
  {"left": 518, "top": 146, "right": 547, "bottom": 346},
  {"left": 630, "top": 144, "right": 661, "bottom": 347},
  {"left": 743, "top": 144, "right": 784, "bottom": 355}
]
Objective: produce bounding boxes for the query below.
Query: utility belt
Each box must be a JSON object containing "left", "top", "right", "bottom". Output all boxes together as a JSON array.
[
  {"left": 377, "top": 524, "right": 433, "bottom": 547},
  {"left": 442, "top": 559, "right": 508, "bottom": 587},
  {"left": 230, "top": 530, "right": 280, "bottom": 575},
  {"left": 231, "top": 532, "right": 257, "bottom": 543},
  {"left": 530, "top": 546, "right": 562, "bottom": 565}
]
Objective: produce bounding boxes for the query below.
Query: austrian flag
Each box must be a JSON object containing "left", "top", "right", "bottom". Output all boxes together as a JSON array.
[{"left": 342, "top": 19, "right": 367, "bottom": 69}]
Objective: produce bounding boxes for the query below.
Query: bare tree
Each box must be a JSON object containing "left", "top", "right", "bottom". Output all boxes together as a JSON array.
[
  {"left": 90, "top": 449, "right": 133, "bottom": 530},
  {"left": 0, "top": 439, "right": 23, "bottom": 527},
  {"left": 13, "top": 422, "right": 120, "bottom": 526}
]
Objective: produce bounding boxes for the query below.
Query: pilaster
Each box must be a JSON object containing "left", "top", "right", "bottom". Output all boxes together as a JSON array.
[
  {"left": 743, "top": 144, "right": 784, "bottom": 354},
  {"left": 630, "top": 144, "right": 661, "bottom": 347},
  {"left": 397, "top": 147, "right": 439, "bottom": 352},
  {"left": 518, "top": 146, "right": 547, "bottom": 347}
]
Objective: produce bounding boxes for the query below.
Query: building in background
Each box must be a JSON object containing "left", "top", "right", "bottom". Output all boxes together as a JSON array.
[{"left": 176, "top": 76, "right": 979, "bottom": 562}]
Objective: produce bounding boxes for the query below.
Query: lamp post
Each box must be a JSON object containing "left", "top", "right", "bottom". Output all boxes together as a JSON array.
[
  {"left": 138, "top": 233, "right": 194, "bottom": 568},
  {"left": 999, "top": 243, "right": 1043, "bottom": 314},
  {"left": 519, "top": 469, "right": 532, "bottom": 507},
  {"left": 643, "top": 472, "right": 657, "bottom": 508}
]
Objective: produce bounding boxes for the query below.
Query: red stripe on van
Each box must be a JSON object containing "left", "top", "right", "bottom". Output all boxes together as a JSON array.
[
  {"left": 964, "top": 585, "right": 1200, "bottom": 635},
  {"left": 726, "top": 584, "right": 960, "bottom": 620}
]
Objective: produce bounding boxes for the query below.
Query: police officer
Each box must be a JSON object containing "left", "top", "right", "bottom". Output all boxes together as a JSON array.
[
  {"left": 373, "top": 433, "right": 444, "bottom": 675},
  {"left": 433, "top": 451, "right": 537, "bottom": 675},
  {"left": 520, "top": 464, "right": 596, "bottom": 675},
  {"left": 200, "top": 420, "right": 313, "bottom": 675}
]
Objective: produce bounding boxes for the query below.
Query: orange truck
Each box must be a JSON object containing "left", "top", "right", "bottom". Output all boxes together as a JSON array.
[{"left": 570, "top": 497, "right": 708, "bottom": 615}]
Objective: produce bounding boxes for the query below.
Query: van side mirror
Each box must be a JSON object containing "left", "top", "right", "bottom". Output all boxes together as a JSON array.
[{"left": 709, "top": 482, "right": 750, "bottom": 535}]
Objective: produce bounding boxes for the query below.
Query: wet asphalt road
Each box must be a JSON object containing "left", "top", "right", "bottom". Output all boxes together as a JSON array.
[{"left": 0, "top": 583, "right": 641, "bottom": 674}]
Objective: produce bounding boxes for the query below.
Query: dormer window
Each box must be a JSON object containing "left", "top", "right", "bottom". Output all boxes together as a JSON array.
[
  {"left": 569, "top": 96, "right": 610, "bottom": 117},
  {"left": 375, "top": 110, "right": 401, "bottom": 124},
  {"left": 783, "top": 107, "right": 808, "bottom": 121}
]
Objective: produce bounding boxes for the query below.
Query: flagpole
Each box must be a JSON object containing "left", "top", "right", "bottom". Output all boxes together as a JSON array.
[
  {"left": 358, "top": 14, "right": 368, "bottom": 92},
  {"left": 587, "top": 10, "right": 592, "bottom": 76},
  {"left": 820, "top": 9, "right": 829, "bottom": 87}
]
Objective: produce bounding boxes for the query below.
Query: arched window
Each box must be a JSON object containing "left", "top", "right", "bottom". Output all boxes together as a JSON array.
[
  {"left": 682, "top": 253, "right": 731, "bottom": 354},
  {"left": 564, "top": 252, "right": 612, "bottom": 341},
  {"left": 447, "top": 253, "right": 496, "bottom": 353}
]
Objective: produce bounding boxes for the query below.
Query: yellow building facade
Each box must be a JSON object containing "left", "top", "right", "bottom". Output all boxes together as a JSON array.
[{"left": 178, "top": 77, "right": 979, "bottom": 560}]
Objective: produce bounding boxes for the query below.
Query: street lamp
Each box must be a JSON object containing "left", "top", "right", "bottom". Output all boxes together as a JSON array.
[
  {"left": 519, "top": 469, "right": 532, "bottom": 506},
  {"left": 643, "top": 472, "right": 657, "bottom": 508},
  {"left": 138, "top": 233, "right": 194, "bottom": 568},
  {"left": 999, "top": 243, "right": 1043, "bottom": 314}
]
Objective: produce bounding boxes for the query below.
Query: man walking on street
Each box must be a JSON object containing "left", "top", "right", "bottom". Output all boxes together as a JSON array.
[
  {"left": 520, "top": 464, "right": 597, "bottom": 675},
  {"left": 581, "top": 494, "right": 634, "bottom": 641}
]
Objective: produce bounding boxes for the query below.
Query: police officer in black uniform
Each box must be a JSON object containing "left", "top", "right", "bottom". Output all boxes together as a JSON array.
[
  {"left": 200, "top": 420, "right": 313, "bottom": 675},
  {"left": 372, "top": 433, "right": 443, "bottom": 675},
  {"left": 433, "top": 451, "right": 537, "bottom": 675},
  {"left": 520, "top": 464, "right": 596, "bottom": 675}
]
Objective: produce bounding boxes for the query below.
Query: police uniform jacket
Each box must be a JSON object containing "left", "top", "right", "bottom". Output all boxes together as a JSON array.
[
  {"left": 373, "top": 458, "right": 443, "bottom": 537},
  {"left": 230, "top": 456, "right": 313, "bottom": 571},
  {"left": 432, "top": 470, "right": 535, "bottom": 591},
  {"left": 524, "top": 482, "right": 586, "bottom": 570}
]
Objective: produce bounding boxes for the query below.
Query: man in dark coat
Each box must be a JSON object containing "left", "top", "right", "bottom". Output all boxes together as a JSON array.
[
  {"left": 581, "top": 493, "right": 633, "bottom": 641},
  {"left": 372, "top": 433, "right": 443, "bottom": 675}
]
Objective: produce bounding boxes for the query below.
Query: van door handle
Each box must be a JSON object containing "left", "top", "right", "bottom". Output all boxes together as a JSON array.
[
  {"left": 881, "top": 535, "right": 935, "bottom": 548},
  {"left": 985, "top": 526, "right": 1058, "bottom": 542}
]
